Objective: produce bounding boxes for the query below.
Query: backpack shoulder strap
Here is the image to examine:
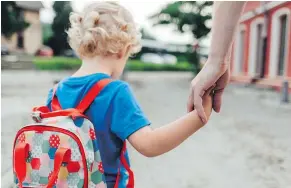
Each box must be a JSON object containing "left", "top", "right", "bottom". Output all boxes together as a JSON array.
[
  {"left": 76, "top": 78, "right": 112, "bottom": 114},
  {"left": 51, "top": 84, "right": 62, "bottom": 111}
]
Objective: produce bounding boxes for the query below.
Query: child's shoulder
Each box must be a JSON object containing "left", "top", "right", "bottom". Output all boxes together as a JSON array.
[
  {"left": 109, "top": 80, "right": 134, "bottom": 98},
  {"left": 109, "top": 79, "right": 129, "bottom": 88}
]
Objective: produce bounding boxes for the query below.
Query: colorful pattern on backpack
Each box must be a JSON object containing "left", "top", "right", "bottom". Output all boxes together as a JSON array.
[
  {"left": 12, "top": 79, "right": 127, "bottom": 188},
  {"left": 13, "top": 116, "right": 105, "bottom": 188}
]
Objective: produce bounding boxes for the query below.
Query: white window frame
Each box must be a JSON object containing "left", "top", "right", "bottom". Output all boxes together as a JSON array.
[
  {"left": 269, "top": 8, "right": 290, "bottom": 78},
  {"left": 248, "top": 17, "right": 265, "bottom": 77}
]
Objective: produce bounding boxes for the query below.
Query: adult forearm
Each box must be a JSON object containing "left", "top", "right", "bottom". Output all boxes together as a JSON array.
[{"left": 208, "top": 1, "right": 246, "bottom": 68}]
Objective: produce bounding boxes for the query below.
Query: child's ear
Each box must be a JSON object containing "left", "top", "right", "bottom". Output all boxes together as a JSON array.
[{"left": 117, "top": 44, "right": 131, "bottom": 59}]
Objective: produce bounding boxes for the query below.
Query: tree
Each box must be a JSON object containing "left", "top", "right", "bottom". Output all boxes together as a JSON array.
[
  {"left": 42, "top": 23, "right": 53, "bottom": 44},
  {"left": 150, "top": 1, "right": 213, "bottom": 73},
  {"left": 47, "top": 1, "right": 72, "bottom": 55},
  {"left": 1, "top": 1, "right": 29, "bottom": 38}
]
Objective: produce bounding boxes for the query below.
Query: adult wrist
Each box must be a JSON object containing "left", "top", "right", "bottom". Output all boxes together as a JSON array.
[{"left": 205, "top": 58, "right": 229, "bottom": 73}]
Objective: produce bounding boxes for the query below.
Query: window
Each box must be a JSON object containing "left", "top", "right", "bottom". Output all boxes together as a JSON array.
[
  {"left": 248, "top": 18, "right": 265, "bottom": 77},
  {"left": 255, "top": 24, "right": 264, "bottom": 76},
  {"left": 269, "top": 8, "right": 290, "bottom": 78},
  {"left": 278, "top": 15, "right": 288, "bottom": 76}
]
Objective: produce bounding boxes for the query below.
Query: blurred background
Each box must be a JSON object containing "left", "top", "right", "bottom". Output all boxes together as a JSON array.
[{"left": 1, "top": 1, "right": 291, "bottom": 188}]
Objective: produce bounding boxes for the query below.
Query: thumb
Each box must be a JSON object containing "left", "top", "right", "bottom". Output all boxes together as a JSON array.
[{"left": 213, "top": 89, "right": 224, "bottom": 113}]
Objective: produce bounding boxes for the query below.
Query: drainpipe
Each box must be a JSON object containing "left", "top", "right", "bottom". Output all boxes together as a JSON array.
[{"left": 261, "top": 1, "right": 269, "bottom": 78}]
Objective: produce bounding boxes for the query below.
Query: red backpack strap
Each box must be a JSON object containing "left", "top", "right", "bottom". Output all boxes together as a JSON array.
[
  {"left": 14, "top": 143, "right": 30, "bottom": 188},
  {"left": 76, "top": 78, "right": 112, "bottom": 114},
  {"left": 121, "top": 142, "right": 134, "bottom": 187},
  {"left": 51, "top": 84, "right": 62, "bottom": 111},
  {"left": 47, "top": 147, "right": 71, "bottom": 188},
  {"left": 114, "top": 142, "right": 134, "bottom": 188}
]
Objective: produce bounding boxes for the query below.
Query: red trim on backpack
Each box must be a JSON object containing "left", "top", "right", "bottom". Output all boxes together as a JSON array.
[
  {"left": 32, "top": 106, "right": 88, "bottom": 121},
  {"left": 33, "top": 106, "right": 50, "bottom": 113},
  {"left": 41, "top": 108, "right": 87, "bottom": 119},
  {"left": 114, "top": 142, "right": 134, "bottom": 188}
]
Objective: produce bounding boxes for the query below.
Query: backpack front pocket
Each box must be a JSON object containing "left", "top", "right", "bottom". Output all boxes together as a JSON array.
[{"left": 13, "top": 125, "right": 88, "bottom": 188}]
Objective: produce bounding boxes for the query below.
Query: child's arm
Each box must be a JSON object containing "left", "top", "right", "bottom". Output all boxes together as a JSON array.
[{"left": 128, "top": 89, "right": 213, "bottom": 157}]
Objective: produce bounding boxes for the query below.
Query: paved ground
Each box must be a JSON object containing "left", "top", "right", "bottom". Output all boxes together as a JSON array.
[{"left": 2, "top": 70, "right": 291, "bottom": 188}]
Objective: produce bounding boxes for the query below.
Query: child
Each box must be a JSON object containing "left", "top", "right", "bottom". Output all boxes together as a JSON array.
[{"left": 47, "top": 2, "right": 213, "bottom": 187}]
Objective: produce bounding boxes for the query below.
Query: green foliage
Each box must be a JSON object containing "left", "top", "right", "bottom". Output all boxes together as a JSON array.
[
  {"left": 42, "top": 23, "right": 53, "bottom": 44},
  {"left": 1, "top": 1, "right": 30, "bottom": 38},
  {"left": 33, "top": 57, "right": 193, "bottom": 72},
  {"left": 52, "top": 1, "right": 72, "bottom": 35},
  {"left": 150, "top": 1, "right": 213, "bottom": 39},
  {"left": 47, "top": 1, "right": 72, "bottom": 55},
  {"left": 150, "top": 1, "right": 212, "bottom": 74},
  {"left": 127, "top": 60, "right": 192, "bottom": 71},
  {"left": 34, "top": 57, "right": 81, "bottom": 70}
]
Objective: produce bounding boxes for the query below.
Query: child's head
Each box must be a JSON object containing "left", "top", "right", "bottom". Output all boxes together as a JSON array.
[{"left": 67, "top": 2, "right": 141, "bottom": 76}]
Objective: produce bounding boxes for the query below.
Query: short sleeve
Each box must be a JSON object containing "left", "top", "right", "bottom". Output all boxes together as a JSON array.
[
  {"left": 110, "top": 83, "right": 150, "bottom": 141},
  {"left": 46, "top": 88, "right": 53, "bottom": 109}
]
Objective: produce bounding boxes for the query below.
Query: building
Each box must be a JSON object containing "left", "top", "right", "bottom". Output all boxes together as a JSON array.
[
  {"left": 1, "top": 1, "right": 44, "bottom": 55},
  {"left": 231, "top": 1, "right": 291, "bottom": 91}
]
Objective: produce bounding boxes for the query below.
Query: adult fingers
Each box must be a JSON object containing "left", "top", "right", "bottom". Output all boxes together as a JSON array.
[
  {"left": 213, "top": 88, "right": 224, "bottom": 113},
  {"left": 204, "top": 85, "right": 216, "bottom": 97},
  {"left": 193, "top": 87, "right": 207, "bottom": 123}
]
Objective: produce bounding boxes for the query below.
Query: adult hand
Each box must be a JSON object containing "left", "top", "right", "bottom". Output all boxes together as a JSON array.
[{"left": 187, "top": 62, "right": 230, "bottom": 123}]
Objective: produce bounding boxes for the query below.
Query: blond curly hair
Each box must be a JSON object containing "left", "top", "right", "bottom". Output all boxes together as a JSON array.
[{"left": 67, "top": 2, "right": 141, "bottom": 58}]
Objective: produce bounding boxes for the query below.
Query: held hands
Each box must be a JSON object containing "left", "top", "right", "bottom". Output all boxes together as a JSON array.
[
  {"left": 187, "top": 61, "right": 230, "bottom": 123},
  {"left": 202, "top": 85, "right": 214, "bottom": 120}
]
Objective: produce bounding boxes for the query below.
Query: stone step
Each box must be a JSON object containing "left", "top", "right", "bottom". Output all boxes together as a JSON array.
[{"left": 1, "top": 60, "right": 35, "bottom": 70}]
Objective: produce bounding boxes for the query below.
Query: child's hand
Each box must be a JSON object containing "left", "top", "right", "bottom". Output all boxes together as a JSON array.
[{"left": 202, "top": 86, "right": 214, "bottom": 119}]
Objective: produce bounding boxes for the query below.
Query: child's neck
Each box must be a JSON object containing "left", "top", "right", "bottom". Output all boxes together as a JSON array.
[{"left": 72, "top": 56, "right": 116, "bottom": 77}]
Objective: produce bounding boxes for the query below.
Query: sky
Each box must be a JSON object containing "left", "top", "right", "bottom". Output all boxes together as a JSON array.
[{"left": 40, "top": 1, "right": 211, "bottom": 46}]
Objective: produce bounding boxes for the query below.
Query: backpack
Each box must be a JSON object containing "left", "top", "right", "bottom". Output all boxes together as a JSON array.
[{"left": 13, "top": 79, "right": 134, "bottom": 188}]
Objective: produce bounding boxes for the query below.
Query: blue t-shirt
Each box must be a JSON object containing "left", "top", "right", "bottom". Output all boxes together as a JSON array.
[{"left": 46, "top": 73, "right": 150, "bottom": 188}]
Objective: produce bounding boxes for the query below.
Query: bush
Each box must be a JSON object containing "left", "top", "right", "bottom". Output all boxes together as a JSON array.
[
  {"left": 33, "top": 57, "right": 193, "bottom": 72},
  {"left": 34, "top": 57, "right": 81, "bottom": 70},
  {"left": 126, "top": 60, "right": 192, "bottom": 71}
]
